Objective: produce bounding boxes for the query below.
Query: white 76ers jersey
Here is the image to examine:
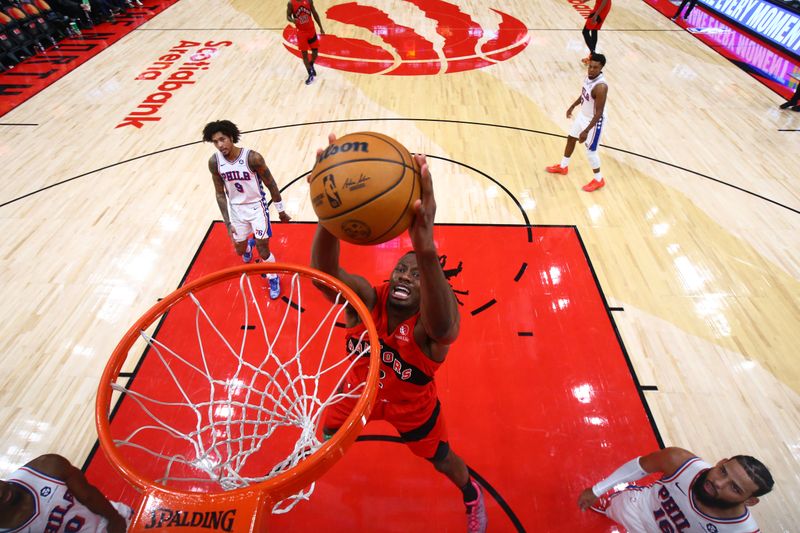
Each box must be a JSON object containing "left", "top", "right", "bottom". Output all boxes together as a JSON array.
[
  {"left": 6, "top": 466, "right": 129, "bottom": 532},
  {"left": 579, "top": 72, "right": 607, "bottom": 118},
  {"left": 606, "top": 457, "right": 760, "bottom": 532},
  {"left": 216, "top": 148, "right": 266, "bottom": 205}
]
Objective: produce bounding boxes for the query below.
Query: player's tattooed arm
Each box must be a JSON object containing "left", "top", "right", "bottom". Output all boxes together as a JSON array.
[
  {"left": 209, "top": 155, "right": 233, "bottom": 235},
  {"left": 250, "top": 150, "right": 291, "bottom": 222},
  {"left": 30, "top": 455, "right": 127, "bottom": 533}
]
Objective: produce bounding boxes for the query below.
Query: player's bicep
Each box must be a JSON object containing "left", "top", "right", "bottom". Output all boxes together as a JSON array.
[
  {"left": 209, "top": 157, "right": 225, "bottom": 191},
  {"left": 640, "top": 447, "right": 695, "bottom": 476},
  {"left": 250, "top": 152, "right": 276, "bottom": 185},
  {"left": 593, "top": 85, "right": 608, "bottom": 115},
  {"left": 335, "top": 270, "right": 377, "bottom": 310}
]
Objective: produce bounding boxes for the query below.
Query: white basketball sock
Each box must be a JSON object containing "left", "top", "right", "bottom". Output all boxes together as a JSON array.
[
  {"left": 561, "top": 156, "right": 571, "bottom": 168},
  {"left": 265, "top": 253, "right": 277, "bottom": 280}
]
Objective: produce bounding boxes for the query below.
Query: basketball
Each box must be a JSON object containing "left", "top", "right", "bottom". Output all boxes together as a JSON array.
[{"left": 309, "top": 132, "right": 421, "bottom": 245}]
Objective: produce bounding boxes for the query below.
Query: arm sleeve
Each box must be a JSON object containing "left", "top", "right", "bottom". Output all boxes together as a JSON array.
[{"left": 592, "top": 457, "right": 648, "bottom": 497}]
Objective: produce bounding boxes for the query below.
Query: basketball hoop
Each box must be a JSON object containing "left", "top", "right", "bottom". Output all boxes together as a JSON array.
[{"left": 95, "top": 263, "right": 380, "bottom": 532}]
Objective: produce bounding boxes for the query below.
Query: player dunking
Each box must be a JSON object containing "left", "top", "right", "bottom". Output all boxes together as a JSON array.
[
  {"left": 545, "top": 53, "right": 609, "bottom": 192},
  {"left": 310, "top": 134, "right": 487, "bottom": 533},
  {"left": 578, "top": 447, "right": 773, "bottom": 532},
  {"left": 287, "top": 0, "right": 325, "bottom": 85},
  {"left": 203, "top": 120, "right": 291, "bottom": 300}
]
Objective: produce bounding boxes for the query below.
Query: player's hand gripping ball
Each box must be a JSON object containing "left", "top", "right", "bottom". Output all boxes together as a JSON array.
[{"left": 309, "top": 132, "right": 421, "bottom": 245}]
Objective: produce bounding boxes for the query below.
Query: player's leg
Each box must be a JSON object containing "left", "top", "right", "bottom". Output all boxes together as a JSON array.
[
  {"left": 229, "top": 204, "right": 255, "bottom": 262},
  {"left": 672, "top": 0, "right": 689, "bottom": 19},
  {"left": 581, "top": 116, "right": 606, "bottom": 192},
  {"left": 395, "top": 401, "right": 487, "bottom": 533},
  {"left": 297, "top": 34, "right": 315, "bottom": 85},
  {"left": 309, "top": 36, "right": 319, "bottom": 76},
  {"left": 546, "top": 137, "right": 578, "bottom": 175},
  {"left": 683, "top": 0, "right": 698, "bottom": 18},
  {"left": 546, "top": 114, "right": 586, "bottom": 174},
  {"left": 581, "top": 26, "right": 594, "bottom": 58},
  {"left": 302, "top": 50, "right": 314, "bottom": 85},
  {"left": 780, "top": 84, "right": 800, "bottom": 109},
  {"left": 250, "top": 202, "right": 280, "bottom": 299},
  {"left": 322, "top": 361, "right": 376, "bottom": 439}
]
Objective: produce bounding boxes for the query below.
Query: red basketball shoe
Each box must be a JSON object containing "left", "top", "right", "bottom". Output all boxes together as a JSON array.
[
  {"left": 545, "top": 164, "right": 568, "bottom": 175},
  {"left": 465, "top": 480, "right": 488, "bottom": 533},
  {"left": 582, "top": 178, "right": 605, "bottom": 192}
]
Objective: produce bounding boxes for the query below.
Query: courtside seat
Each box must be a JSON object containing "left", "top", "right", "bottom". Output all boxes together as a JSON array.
[{"left": 20, "top": 1, "right": 60, "bottom": 44}]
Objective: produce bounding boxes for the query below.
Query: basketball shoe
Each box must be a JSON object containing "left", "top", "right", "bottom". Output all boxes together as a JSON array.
[
  {"left": 305, "top": 73, "right": 315, "bottom": 85},
  {"left": 269, "top": 276, "right": 281, "bottom": 300},
  {"left": 465, "top": 480, "right": 488, "bottom": 533},
  {"left": 582, "top": 178, "right": 605, "bottom": 192},
  {"left": 545, "top": 164, "right": 568, "bottom": 175},
  {"left": 243, "top": 238, "right": 255, "bottom": 263}
]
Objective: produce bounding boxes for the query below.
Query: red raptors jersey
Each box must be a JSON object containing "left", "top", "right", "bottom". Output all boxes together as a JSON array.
[
  {"left": 290, "top": 0, "right": 316, "bottom": 33},
  {"left": 346, "top": 283, "right": 441, "bottom": 407}
]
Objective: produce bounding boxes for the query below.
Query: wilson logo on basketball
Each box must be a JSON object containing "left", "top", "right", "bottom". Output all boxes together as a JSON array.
[{"left": 282, "top": 0, "right": 529, "bottom": 75}]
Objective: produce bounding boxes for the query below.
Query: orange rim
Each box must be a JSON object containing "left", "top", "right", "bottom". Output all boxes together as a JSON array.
[{"left": 95, "top": 262, "right": 380, "bottom": 508}]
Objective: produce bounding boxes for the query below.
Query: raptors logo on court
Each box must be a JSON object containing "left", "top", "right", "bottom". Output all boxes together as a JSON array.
[{"left": 282, "top": 0, "right": 529, "bottom": 75}]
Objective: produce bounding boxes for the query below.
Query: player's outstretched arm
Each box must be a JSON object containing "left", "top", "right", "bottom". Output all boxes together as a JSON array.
[
  {"left": 250, "top": 150, "right": 291, "bottom": 222},
  {"left": 577, "top": 447, "right": 695, "bottom": 510},
  {"left": 286, "top": 1, "right": 294, "bottom": 23},
  {"left": 310, "top": 134, "right": 376, "bottom": 310},
  {"left": 409, "top": 154, "right": 459, "bottom": 346},
  {"left": 311, "top": 224, "right": 376, "bottom": 310},
  {"left": 29, "top": 455, "right": 127, "bottom": 533}
]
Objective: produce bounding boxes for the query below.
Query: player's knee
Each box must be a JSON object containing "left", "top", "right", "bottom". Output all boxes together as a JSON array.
[
  {"left": 586, "top": 149, "right": 601, "bottom": 168},
  {"left": 429, "top": 441, "right": 452, "bottom": 472}
]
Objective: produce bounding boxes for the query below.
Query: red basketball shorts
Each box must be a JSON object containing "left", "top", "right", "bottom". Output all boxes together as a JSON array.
[
  {"left": 296, "top": 29, "right": 319, "bottom": 52},
  {"left": 322, "top": 382, "right": 448, "bottom": 460},
  {"left": 584, "top": 2, "right": 612, "bottom": 30}
]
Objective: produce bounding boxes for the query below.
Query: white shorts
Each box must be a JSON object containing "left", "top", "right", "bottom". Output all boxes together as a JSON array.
[
  {"left": 569, "top": 113, "right": 606, "bottom": 150},
  {"left": 228, "top": 200, "right": 273, "bottom": 242},
  {"left": 604, "top": 486, "right": 652, "bottom": 532}
]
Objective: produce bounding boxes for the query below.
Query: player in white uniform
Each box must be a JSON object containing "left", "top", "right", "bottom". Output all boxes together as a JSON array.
[
  {"left": 578, "top": 447, "right": 773, "bottom": 532},
  {"left": 0, "top": 454, "right": 131, "bottom": 532},
  {"left": 545, "top": 52, "right": 609, "bottom": 192},
  {"left": 203, "top": 120, "right": 291, "bottom": 300}
]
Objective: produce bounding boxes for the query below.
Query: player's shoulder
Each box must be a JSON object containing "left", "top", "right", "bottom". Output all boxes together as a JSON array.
[
  {"left": 24, "top": 454, "right": 71, "bottom": 478},
  {"left": 247, "top": 148, "right": 265, "bottom": 163},
  {"left": 659, "top": 447, "right": 704, "bottom": 478}
]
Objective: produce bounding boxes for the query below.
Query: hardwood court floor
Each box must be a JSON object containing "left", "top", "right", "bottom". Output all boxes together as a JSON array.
[{"left": 0, "top": 0, "right": 798, "bottom": 531}]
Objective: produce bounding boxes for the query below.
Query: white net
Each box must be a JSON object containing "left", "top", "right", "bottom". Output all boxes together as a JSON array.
[{"left": 107, "top": 270, "right": 373, "bottom": 513}]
